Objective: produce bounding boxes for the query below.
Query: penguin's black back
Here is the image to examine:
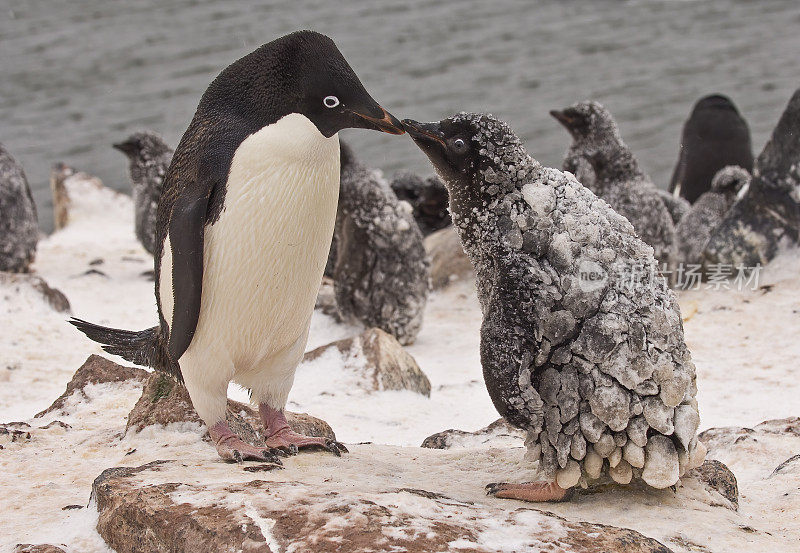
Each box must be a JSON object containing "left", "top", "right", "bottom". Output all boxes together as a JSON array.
[{"left": 669, "top": 94, "right": 753, "bottom": 203}]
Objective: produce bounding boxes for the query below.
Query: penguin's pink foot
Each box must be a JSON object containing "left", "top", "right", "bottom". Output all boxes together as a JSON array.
[
  {"left": 208, "top": 421, "right": 283, "bottom": 464},
  {"left": 259, "top": 404, "right": 348, "bottom": 457},
  {"left": 485, "top": 481, "right": 574, "bottom": 502}
]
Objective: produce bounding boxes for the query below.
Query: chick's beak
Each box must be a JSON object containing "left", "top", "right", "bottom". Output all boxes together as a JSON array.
[
  {"left": 350, "top": 105, "right": 405, "bottom": 135},
  {"left": 549, "top": 109, "right": 573, "bottom": 127},
  {"left": 401, "top": 119, "right": 446, "bottom": 146}
]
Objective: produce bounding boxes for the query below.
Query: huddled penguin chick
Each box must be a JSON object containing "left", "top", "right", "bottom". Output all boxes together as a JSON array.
[
  {"left": 551, "top": 101, "right": 677, "bottom": 269},
  {"left": 405, "top": 112, "right": 705, "bottom": 502},
  {"left": 704, "top": 88, "right": 800, "bottom": 268},
  {"left": 0, "top": 143, "right": 38, "bottom": 272},
  {"left": 657, "top": 189, "right": 691, "bottom": 225},
  {"left": 676, "top": 166, "right": 750, "bottom": 267},
  {"left": 71, "top": 30, "right": 406, "bottom": 462},
  {"left": 390, "top": 171, "right": 451, "bottom": 235},
  {"left": 332, "top": 142, "right": 429, "bottom": 345},
  {"left": 670, "top": 94, "right": 753, "bottom": 204},
  {"left": 114, "top": 132, "right": 174, "bottom": 255}
]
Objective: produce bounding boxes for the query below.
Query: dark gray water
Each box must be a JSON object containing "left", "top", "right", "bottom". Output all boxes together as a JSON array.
[{"left": 2, "top": 0, "right": 799, "bottom": 232}]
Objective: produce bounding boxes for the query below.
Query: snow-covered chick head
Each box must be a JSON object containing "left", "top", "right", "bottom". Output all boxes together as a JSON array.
[
  {"left": 550, "top": 101, "right": 620, "bottom": 149},
  {"left": 402, "top": 112, "right": 540, "bottom": 221},
  {"left": 113, "top": 131, "right": 172, "bottom": 163}
]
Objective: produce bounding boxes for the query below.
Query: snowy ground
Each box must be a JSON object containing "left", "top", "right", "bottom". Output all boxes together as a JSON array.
[{"left": 1, "top": 179, "right": 799, "bottom": 551}]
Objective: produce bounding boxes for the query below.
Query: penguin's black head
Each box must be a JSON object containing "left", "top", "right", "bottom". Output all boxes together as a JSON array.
[
  {"left": 205, "top": 30, "right": 404, "bottom": 138},
  {"left": 692, "top": 94, "right": 739, "bottom": 116},
  {"left": 550, "top": 100, "right": 617, "bottom": 144},
  {"left": 403, "top": 113, "right": 534, "bottom": 219}
]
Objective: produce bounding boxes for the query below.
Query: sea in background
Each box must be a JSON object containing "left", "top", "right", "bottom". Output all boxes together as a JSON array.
[{"left": 2, "top": 0, "right": 800, "bottom": 232}]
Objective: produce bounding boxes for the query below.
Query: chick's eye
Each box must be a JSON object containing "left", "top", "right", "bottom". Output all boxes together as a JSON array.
[
  {"left": 452, "top": 138, "right": 468, "bottom": 154},
  {"left": 323, "top": 95, "right": 340, "bottom": 108}
]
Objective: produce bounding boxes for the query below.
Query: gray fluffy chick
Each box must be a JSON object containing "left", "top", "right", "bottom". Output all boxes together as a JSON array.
[
  {"left": 405, "top": 112, "right": 704, "bottom": 501},
  {"left": 389, "top": 171, "right": 451, "bottom": 236},
  {"left": 0, "top": 143, "right": 38, "bottom": 272},
  {"left": 113, "top": 132, "right": 174, "bottom": 255},
  {"left": 704, "top": 88, "right": 800, "bottom": 268},
  {"left": 676, "top": 166, "right": 750, "bottom": 268},
  {"left": 551, "top": 102, "right": 677, "bottom": 268},
  {"left": 331, "top": 142, "right": 430, "bottom": 345}
]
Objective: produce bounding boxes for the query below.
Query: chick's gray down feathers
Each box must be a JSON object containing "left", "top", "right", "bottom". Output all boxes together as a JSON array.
[
  {"left": 331, "top": 143, "right": 430, "bottom": 345},
  {"left": 114, "top": 132, "right": 174, "bottom": 255},
  {"left": 442, "top": 113, "right": 704, "bottom": 489},
  {"left": 0, "top": 143, "right": 38, "bottom": 272}
]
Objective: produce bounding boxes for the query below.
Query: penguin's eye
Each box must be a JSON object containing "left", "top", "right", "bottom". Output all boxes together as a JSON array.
[
  {"left": 323, "top": 96, "right": 340, "bottom": 108},
  {"left": 451, "top": 138, "right": 469, "bottom": 154}
]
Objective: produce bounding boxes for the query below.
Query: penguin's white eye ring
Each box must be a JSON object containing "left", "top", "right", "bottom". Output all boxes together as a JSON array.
[
  {"left": 452, "top": 138, "right": 468, "bottom": 154},
  {"left": 323, "top": 95, "right": 340, "bottom": 108}
]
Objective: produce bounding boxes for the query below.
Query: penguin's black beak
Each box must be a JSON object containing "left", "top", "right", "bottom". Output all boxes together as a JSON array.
[
  {"left": 348, "top": 105, "right": 405, "bottom": 135},
  {"left": 549, "top": 109, "right": 574, "bottom": 128},
  {"left": 402, "top": 119, "right": 446, "bottom": 148}
]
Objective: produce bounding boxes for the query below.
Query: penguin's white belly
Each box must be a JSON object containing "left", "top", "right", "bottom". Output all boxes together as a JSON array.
[{"left": 163, "top": 114, "right": 340, "bottom": 376}]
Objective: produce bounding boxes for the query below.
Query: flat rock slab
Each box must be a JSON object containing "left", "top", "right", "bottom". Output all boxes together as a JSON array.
[{"left": 92, "top": 457, "right": 673, "bottom": 553}]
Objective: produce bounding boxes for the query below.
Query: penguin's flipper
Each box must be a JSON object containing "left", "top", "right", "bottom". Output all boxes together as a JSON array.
[{"left": 166, "top": 178, "right": 218, "bottom": 362}]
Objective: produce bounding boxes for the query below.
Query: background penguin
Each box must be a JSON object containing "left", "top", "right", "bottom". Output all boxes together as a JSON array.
[
  {"left": 330, "top": 142, "right": 429, "bottom": 345},
  {"left": 404, "top": 112, "right": 704, "bottom": 502},
  {"left": 551, "top": 101, "right": 677, "bottom": 270},
  {"left": 704, "top": 88, "right": 800, "bottom": 268},
  {"left": 71, "top": 30, "right": 405, "bottom": 462},
  {"left": 669, "top": 94, "right": 753, "bottom": 204},
  {"left": 676, "top": 165, "right": 749, "bottom": 268},
  {"left": 389, "top": 171, "right": 451, "bottom": 235},
  {"left": 0, "top": 143, "right": 39, "bottom": 273},
  {"left": 658, "top": 190, "right": 690, "bottom": 225},
  {"left": 114, "top": 132, "right": 174, "bottom": 255}
]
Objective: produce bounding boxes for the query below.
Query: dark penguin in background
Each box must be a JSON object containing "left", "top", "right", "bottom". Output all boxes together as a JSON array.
[
  {"left": 330, "top": 142, "right": 429, "bottom": 345},
  {"left": 704, "top": 88, "right": 800, "bottom": 268},
  {"left": 551, "top": 101, "right": 677, "bottom": 269},
  {"left": 389, "top": 171, "right": 451, "bottom": 235},
  {"left": 669, "top": 94, "right": 753, "bottom": 204},
  {"left": 0, "top": 143, "right": 38, "bottom": 272},
  {"left": 72, "top": 31, "right": 405, "bottom": 462},
  {"left": 405, "top": 113, "right": 704, "bottom": 502},
  {"left": 676, "top": 165, "right": 749, "bottom": 268},
  {"left": 114, "top": 132, "right": 174, "bottom": 255}
]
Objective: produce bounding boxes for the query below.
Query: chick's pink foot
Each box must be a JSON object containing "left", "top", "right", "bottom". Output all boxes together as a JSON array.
[
  {"left": 259, "top": 404, "right": 347, "bottom": 456},
  {"left": 485, "top": 480, "right": 573, "bottom": 502}
]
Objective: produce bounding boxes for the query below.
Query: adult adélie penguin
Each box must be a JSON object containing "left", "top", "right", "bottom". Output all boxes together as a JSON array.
[{"left": 71, "top": 30, "right": 405, "bottom": 462}]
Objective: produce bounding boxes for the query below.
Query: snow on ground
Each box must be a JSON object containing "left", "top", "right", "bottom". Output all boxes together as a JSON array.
[{"left": 2, "top": 180, "right": 799, "bottom": 551}]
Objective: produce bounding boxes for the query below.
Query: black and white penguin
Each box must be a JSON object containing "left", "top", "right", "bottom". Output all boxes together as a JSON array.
[
  {"left": 389, "top": 171, "right": 451, "bottom": 235},
  {"left": 330, "top": 142, "right": 429, "bottom": 345},
  {"left": 0, "top": 143, "right": 38, "bottom": 273},
  {"left": 404, "top": 112, "right": 704, "bottom": 502},
  {"left": 71, "top": 30, "right": 405, "bottom": 462},
  {"left": 676, "top": 166, "right": 750, "bottom": 268},
  {"left": 114, "top": 132, "right": 174, "bottom": 255},
  {"left": 551, "top": 101, "right": 677, "bottom": 269},
  {"left": 704, "top": 88, "right": 800, "bottom": 268},
  {"left": 669, "top": 94, "right": 753, "bottom": 204}
]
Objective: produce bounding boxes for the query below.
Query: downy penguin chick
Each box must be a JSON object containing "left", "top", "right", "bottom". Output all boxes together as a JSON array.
[
  {"left": 704, "top": 88, "right": 800, "bottom": 268},
  {"left": 551, "top": 102, "right": 677, "bottom": 270},
  {"left": 72, "top": 30, "right": 405, "bottom": 462},
  {"left": 331, "top": 142, "right": 429, "bottom": 345},
  {"left": 405, "top": 112, "right": 704, "bottom": 502},
  {"left": 114, "top": 132, "right": 174, "bottom": 255},
  {"left": 390, "top": 171, "right": 451, "bottom": 235},
  {"left": 669, "top": 94, "right": 753, "bottom": 204},
  {"left": 676, "top": 166, "right": 749, "bottom": 268},
  {"left": 0, "top": 143, "right": 38, "bottom": 272}
]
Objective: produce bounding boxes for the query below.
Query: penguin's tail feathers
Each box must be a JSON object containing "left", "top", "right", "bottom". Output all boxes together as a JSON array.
[{"left": 69, "top": 318, "right": 180, "bottom": 378}]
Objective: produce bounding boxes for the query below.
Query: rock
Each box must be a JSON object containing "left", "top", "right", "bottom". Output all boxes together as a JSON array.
[
  {"left": 424, "top": 225, "right": 473, "bottom": 289},
  {"left": 623, "top": 441, "right": 645, "bottom": 468},
  {"left": 642, "top": 397, "right": 675, "bottom": 435},
  {"left": 589, "top": 382, "right": 630, "bottom": 432},
  {"left": 556, "top": 459, "right": 582, "bottom": 489},
  {"left": 627, "top": 416, "right": 649, "bottom": 447},
  {"left": 690, "top": 460, "right": 739, "bottom": 509},
  {"left": 570, "top": 432, "right": 587, "bottom": 461},
  {"left": 610, "top": 459, "right": 633, "bottom": 485},
  {"left": 35, "top": 355, "right": 147, "bottom": 418},
  {"left": 305, "top": 328, "right": 431, "bottom": 396},
  {"left": 594, "top": 432, "right": 616, "bottom": 458},
  {"left": 579, "top": 410, "right": 606, "bottom": 443},
  {"left": 673, "top": 404, "right": 700, "bottom": 449},
  {"left": 50, "top": 163, "right": 107, "bottom": 230},
  {"left": 314, "top": 276, "right": 338, "bottom": 316},
  {"left": 92, "top": 459, "right": 675, "bottom": 553},
  {"left": 643, "top": 435, "right": 680, "bottom": 489},
  {"left": 13, "top": 545, "right": 67, "bottom": 553},
  {"left": 584, "top": 447, "right": 604, "bottom": 479},
  {"left": 0, "top": 272, "right": 70, "bottom": 312},
  {"left": 421, "top": 418, "right": 525, "bottom": 449},
  {"left": 126, "top": 372, "right": 336, "bottom": 442},
  {"left": 608, "top": 446, "right": 623, "bottom": 468}
]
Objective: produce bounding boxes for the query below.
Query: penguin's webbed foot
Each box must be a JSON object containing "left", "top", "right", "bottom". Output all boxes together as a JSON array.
[
  {"left": 259, "top": 404, "right": 348, "bottom": 457},
  {"left": 485, "top": 481, "right": 574, "bottom": 503},
  {"left": 208, "top": 421, "right": 283, "bottom": 464}
]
